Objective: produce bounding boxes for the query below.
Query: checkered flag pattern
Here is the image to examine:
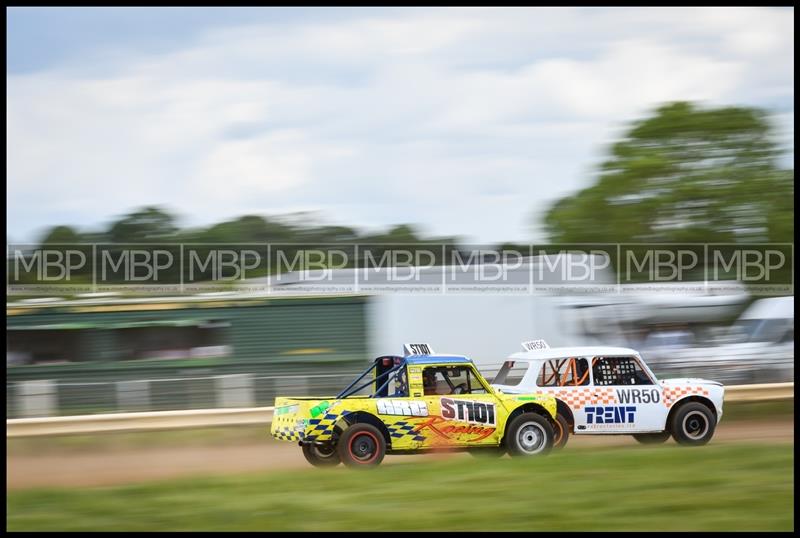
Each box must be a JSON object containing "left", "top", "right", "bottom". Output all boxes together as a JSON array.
[
  {"left": 592, "top": 387, "right": 616, "bottom": 405},
  {"left": 541, "top": 387, "right": 617, "bottom": 410},
  {"left": 305, "top": 412, "right": 342, "bottom": 442},
  {"left": 273, "top": 426, "right": 304, "bottom": 442},
  {"left": 662, "top": 386, "right": 710, "bottom": 408},
  {"left": 386, "top": 420, "right": 427, "bottom": 442},
  {"left": 272, "top": 409, "right": 306, "bottom": 441}
]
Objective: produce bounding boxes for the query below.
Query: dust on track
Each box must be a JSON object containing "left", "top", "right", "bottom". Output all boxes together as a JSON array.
[{"left": 6, "top": 419, "right": 793, "bottom": 491}]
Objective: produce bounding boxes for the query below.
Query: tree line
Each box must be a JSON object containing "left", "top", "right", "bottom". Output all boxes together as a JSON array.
[{"left": 14, "top": 101, "right": 794, "bottom": 286}]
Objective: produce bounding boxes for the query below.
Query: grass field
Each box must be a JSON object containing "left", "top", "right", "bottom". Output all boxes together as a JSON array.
[{"left": 7, "top": 443, "right": 793, "bottom": 531}]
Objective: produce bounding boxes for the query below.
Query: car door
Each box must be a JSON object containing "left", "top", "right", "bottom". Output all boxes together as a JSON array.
[
  {"left": 419, "top": 365, "right": 504, "bottom": 447},
  {"left": 588, "top": 356, "right": 667, "bottom": 432},
  {"left": 534, "top": 357, "right": 593, "bottom": 433},
  {"left": 373, "top": 362, "right": 429, "bottom": 450}
]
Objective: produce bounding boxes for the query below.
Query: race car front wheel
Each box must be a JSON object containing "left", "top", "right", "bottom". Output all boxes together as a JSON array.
[
  {"left": 506, "top": 413, "right": 554, "bottom": 457},
  {"left": 302, "top": 443, "right": 341, "bottom": 467},
  {"left": 337, "top": 423, "right": 386, "bottom": 468},
  {"left": 670, "top": 402, "right": 716, "bottom": 446},
  {"left": 632, "top": 432, "right": 671, "bottom": 445}
]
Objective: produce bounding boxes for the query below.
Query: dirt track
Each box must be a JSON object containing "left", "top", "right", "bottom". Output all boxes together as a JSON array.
[{"left": 6, "top": 419, "right": 793, "bottom": 491}]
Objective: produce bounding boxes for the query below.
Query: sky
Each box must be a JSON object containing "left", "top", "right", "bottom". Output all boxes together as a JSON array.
[{"left": 6, "top": 7, "right": 795, "bottom": 245}]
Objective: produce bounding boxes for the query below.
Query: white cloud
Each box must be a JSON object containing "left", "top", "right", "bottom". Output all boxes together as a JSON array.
[{"left": 6, "top": 7, "right": 794, "bottom": 244}]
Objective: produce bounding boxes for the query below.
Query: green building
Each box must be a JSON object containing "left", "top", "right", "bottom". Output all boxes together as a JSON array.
[{"left": 6, "top": 294, "right": 370, "bottom": 416}]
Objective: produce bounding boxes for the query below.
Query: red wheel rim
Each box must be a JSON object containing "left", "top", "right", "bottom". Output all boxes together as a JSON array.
[{"left": 349, "top": 431, "right": 380, "bottom": 464}]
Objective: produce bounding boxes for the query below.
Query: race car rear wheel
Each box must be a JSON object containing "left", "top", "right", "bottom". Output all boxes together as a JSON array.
[
  {"left": 670, "top": 402, "right": 716, "bottom": 446},
  {"left": 553, "top": 413, "right": 570, "bottom": 450},
  {"left": 506, "top": 413, "right": 554, "bottom": 457},
  {"left": 632, "top": 432, "right": 671, "bottom": 445},
  {"left": 337, "top": 423, "right": 386, "bottom": 468},
  {"left": 302, "top": 443, "right": 341, "bottom": 467}
]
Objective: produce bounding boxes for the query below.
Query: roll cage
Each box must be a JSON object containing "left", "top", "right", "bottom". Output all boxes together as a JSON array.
[
  {"left": 496, "top": 354, "right": 659, "bottom": 388},
  {"left": 336, "top": 355, "right": 407, "bottom": 399}
]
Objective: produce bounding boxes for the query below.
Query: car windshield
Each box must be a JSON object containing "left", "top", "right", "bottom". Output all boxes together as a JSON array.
[
  {"left": 728, "top": 318, "right": 793, "bottom": 344},
  {"left": 492, "top": 360, "right": 529, "bottom": 386}
]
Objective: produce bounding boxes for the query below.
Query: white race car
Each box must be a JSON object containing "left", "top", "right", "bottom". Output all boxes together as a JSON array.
[{"left": 491, "top": 340, "right": 725, "bottom": 448}]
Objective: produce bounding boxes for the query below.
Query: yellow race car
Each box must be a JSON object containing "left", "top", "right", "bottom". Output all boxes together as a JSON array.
[{"left": 271, "top": 344, "right": 558, "bottom": 468}]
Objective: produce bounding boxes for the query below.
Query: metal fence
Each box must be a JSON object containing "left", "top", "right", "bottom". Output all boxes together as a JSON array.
[
  {"left": 6, "top": 372, "right": 360, "bottom": 419},
  {"left": 644, "top": 351, "right": 794, "bottom": 386}
]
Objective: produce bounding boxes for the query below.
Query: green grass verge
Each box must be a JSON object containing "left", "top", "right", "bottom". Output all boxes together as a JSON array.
[
  {"left": 6, "top": 424, "right": 271, "bottom": 455},
  {"left": 721, "top": 399, "right": 794, "bottom": 421},
  {"left": 7, "top": 443, "right": 793, "bottom": 531}
]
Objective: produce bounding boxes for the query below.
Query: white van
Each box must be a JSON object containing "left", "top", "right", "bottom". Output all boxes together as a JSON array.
[
  {"left": 651, "top": 296, "right": 793, "bottom": 384},
  {"left": 728, "top": 296, "right": 794, "bottom": 345}
]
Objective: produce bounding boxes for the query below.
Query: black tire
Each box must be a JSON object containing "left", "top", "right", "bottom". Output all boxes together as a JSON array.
[
  {"left": 302, "top": 443, "right": 341, "bottom": 467},
  {"left": 632, "top": 432, "right": 671, "bottom": 445},
  {"left": 670, "top": 402, "right": 716, "bottom": 446},
  {"left": 505, "top": 413, "right": 554, "bottom": 457},
  {"left": 337, "top": 423, "right": 386, "bottom": 468},
  {"left": 553, "top": 413, "right": 571, "bottom": 450}
]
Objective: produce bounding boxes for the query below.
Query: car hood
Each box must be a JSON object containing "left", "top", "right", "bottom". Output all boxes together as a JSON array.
[
  {"left": 659, "top": 377, "right": 724, "bottom": 388},
  {"left": 492, "top": 384, "right": 524, "bottom": 394}
]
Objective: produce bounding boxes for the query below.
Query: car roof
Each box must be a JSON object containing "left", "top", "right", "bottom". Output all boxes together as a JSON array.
[
  {"left": 740, "top": 296, "right": 794, "bottom": 320},
  {"left": 403, "top": 355, "right": 473, "bottom": 365},
  {"left": 507, "top": 346, "right": 640, "bottom": 361}
]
